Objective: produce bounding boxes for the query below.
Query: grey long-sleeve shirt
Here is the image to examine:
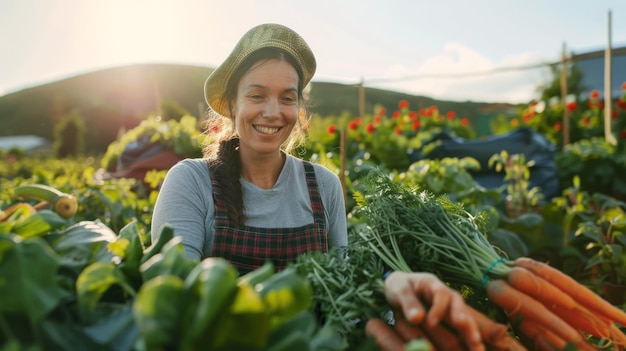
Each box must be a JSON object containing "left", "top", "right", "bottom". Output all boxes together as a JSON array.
[{"left": 150, "top": 155, "right": 348, "bottom": 260}]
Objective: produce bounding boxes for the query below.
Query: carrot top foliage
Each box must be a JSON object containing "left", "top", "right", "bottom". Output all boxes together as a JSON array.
[{"left": 352, "top": 168, "right": 511, "bottom": 290}]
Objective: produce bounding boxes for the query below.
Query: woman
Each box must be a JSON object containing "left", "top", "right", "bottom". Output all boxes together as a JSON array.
[{"left": 151, "top": 23, "right": 483, "bottom": 350}]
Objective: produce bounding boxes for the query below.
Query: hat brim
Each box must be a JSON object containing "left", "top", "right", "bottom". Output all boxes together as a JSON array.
[{"left": 204, "top": 23, "right": 316, "bottom": 118}]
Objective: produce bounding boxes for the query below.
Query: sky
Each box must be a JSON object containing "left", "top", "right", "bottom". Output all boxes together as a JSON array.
[{"left": 1, "top": 0, "right": 625, "bottom": 104}]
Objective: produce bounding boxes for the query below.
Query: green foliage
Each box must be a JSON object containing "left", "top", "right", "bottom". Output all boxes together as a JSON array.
[
  {"left": 160, "top": 100, "right": 190, "bottom": 121},
  {"left": 556, "top": 137, "right": 626, "bottom": 197},
  {"left": 576, "top": 199, "right": 626, "bottom": 285},
  {"left": 53, "top": 109, "right": 86, "bottom": 158},
  {"left": 489, "top": 151, "right": 544, "bottom": 218}
]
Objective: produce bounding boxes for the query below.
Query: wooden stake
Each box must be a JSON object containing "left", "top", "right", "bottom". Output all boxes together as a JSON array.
[
  {"left": 359, "top": 78, "right": 366, "bottom": 118},
  {"left": 604, "top": 9, "right": 617, "bottom": 145},
  {"left": 340, "top": 127, "right": 347, "bottom": 206},
  {"left": 560, "top": 42, "right": 570, "bottom": 146}
]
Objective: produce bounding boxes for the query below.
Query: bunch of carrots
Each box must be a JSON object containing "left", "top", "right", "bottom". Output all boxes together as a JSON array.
[
  {"left": 353, "top": 170, "right": 626, "bottom": 350},
  {"left": 365, "top": 304, "right": 527, "bottom": 351}
]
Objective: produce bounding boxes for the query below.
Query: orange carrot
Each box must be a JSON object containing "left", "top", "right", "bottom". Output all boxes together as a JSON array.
[
  {"left": 517, "top": 316, "right": 568, "bottom": 351},
  {"left": 466, "top": 306, "right": 528, "bottom": 351},
  {"left": 609, "top": 323, "right": 626, "bottom": 350},
  {"left": 422, "top": 323, "right": 465, "bottom": 351},
  {"left": 547, "top": 303, "right": 612, "bottom": 339},
  {"left": 365, "top": 318, "right": 406, "bottom": 351},
  {"left": 514, "top": 257, "right": 626, "bottom": 327},
  {"left": 486, "top": 279, "right": 584, "bottom": 345},
  {"left": 506, "top": 266, "right": 577, "bottom": 310},
  {"left": 465, "top": 305, "right": 509, "bottom": 343}
]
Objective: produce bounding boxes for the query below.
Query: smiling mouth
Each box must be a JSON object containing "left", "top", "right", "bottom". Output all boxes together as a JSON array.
[{"left": 254, "top": 125, "right": 280, "bottom": 135}]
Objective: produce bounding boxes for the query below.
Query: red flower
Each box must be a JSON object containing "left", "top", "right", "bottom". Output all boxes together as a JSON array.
[
  {"left": 565, "top": 101, "right": 577, "bottom": 111},
  {"left": 394, "top": 127, "right": 402, "bottom": 135},
  {"left": 392, "top": 111, "right": 401, "bottom": 119},
  {"left": 398, "top": 100, "right": 409, "bottom": 109},
  {"left": 446, "top": 111, "right": 456, "bottom": 120},
  {"left": 374, "top": 116, "right": 382, "bottom": 124},
  {"left": 617, "top": 99, "right": 626, "bottom": 110},
  {"left": 590, "top": 90, "right": 600, "bottom": 99},
  {"left": 522, "top": 113, "right": 534, "bottom": 123},
  {"left": 620, "top": 129, "right": 626, "bottom": 139},
  {"left": 612, "top": 111, "right": 619, "bottom": 119},
  {"left": 348, "top": 121, "right": 358, "bottom": 131},
  {"left": 622, "top": 81, "right": 626, "bottom": 90},
  {"left": 428, "top": 106, "right": 438, "bottom": 116},
  {"left": 327, "top": 124, "right": 336, "bottom": 135},
  {"left": 354, "top": 117, "right": 362, "bottom": 126},
  {"left": 378, "top": 107, "right": 387, "bottom": 116},
  {"left": 553, "top": 122, "right": 562, "bottom": 132},
  {"left": 365, "top": 123, "right": 375, "bottom": 134},
  {"left": 582, "top": 117, "right": 590, "bottom": 126},
  {"left": 461, "top": 118, "right": 469, "bottom": 126},
  {"left": 412, "top": 119, "right": 421, "bottom": 131},
  {"left": 408, "top": 111, "right": 418, "bottom": 120}
]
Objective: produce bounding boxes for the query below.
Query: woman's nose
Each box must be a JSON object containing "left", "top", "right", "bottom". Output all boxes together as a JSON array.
[{"left": 263, "top": 98, "right": 280, "bottom": 117}]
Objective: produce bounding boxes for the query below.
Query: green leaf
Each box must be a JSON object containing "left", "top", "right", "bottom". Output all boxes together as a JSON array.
[
  {"left": 51, "top": 221, "right": 117, "bottom": 275},
  {"left": 39, "top": 319, "right": 111, "bottom": 351},
  {"left": 83, "top": 301, "right": 138, "bottom": 350},
  {"left": 76, "top": 262, "right": 136, "bottom": 323},
  {"left": 12, "top": 210, "right": 67, "bottom": 238},
  {"left": 133, "top": 275, "right": 185, "bottom": 348},
  {"left": 0, "top": 234, "right": 69, "bottom": 324},
  {"left": 139, "top": 236, "right": 197, "bottom": 282},
  {"left": 115, "top": 221, "right": 144, "bottom": 285}
]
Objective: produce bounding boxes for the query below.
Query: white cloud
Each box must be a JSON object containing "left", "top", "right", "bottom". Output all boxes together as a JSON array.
[{"left": 367, "top": 42, "right": 554, "bottom": 103}]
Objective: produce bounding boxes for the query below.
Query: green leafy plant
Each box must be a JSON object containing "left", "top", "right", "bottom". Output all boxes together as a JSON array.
[
  {"left": 394, "top": 156, "right": 499, "bottom": 209},
  {"left": 489, "top": 151, "right": 544, "bottom": 219},
  {"left": 555, "top": 137, "right": 626, "bottom": 198},
  {"left": 575, "top": 195, "right": 626, "bottom": 286}
]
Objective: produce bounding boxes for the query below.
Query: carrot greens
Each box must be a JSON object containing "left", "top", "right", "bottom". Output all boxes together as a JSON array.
[
  {"left": 352, "top": 169, "right": 510, "bottom": 290},
  {"left": 291, "top": 245, "right": 389, "bottom": 349}
]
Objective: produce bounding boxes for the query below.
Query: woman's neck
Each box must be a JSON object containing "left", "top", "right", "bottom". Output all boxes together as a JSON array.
[{"left": 240, "top": 151, "right": 286, "bottom": 189}]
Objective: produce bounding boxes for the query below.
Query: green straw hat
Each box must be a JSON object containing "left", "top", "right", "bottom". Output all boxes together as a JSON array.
[{"left": 204, "top": 23, "right": 317, "bottom": 117}]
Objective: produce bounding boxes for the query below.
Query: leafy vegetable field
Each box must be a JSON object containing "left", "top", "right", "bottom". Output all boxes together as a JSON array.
[{"left": 3, "top": 160, "right": 626, "bottom": 350}]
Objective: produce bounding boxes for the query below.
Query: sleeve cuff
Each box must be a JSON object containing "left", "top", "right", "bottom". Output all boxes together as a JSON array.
[{"left": 382, "top": 270, "right": 394, "bottom": 281}]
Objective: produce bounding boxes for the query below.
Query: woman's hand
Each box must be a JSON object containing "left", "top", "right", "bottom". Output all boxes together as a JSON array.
[{"left": 382, "top": 271, "right": 485, "bottom": 351}]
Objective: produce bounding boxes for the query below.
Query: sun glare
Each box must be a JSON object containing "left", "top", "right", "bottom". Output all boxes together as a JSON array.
[{"left": 81, "top": 1, "right": 195, "bottom": 65}]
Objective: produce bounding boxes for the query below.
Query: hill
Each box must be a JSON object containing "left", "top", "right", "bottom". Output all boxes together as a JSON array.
[{"left": 0, "top": 63, "right": 517, "bottom": 154}]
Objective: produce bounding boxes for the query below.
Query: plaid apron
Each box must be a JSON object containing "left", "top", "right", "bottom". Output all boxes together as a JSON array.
[{"left": 210, "top": 160, "right": 328, "bottom": 274}]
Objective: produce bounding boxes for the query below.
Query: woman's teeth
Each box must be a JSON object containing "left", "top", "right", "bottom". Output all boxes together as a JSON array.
[{"left": 254, "top": 126, "right": 279, "bottom": 134}]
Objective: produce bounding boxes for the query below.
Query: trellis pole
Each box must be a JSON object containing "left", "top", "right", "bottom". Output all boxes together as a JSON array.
[
  {"left": 358, "top": 78, "right": 366, "bottom": 118},
  {"left": 604, "top": 9, "right": 617, "bottom": 145},
  {"left": 340, "top": 126, "right": 347, "bottom": 205},
  {"left": 560, "top": 42, "right": 570, "bottom": 146}
]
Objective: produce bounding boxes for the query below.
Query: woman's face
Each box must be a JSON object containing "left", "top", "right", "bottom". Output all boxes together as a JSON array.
[{"left": 231, "top": 59, "right": 300, "bottom": 157}]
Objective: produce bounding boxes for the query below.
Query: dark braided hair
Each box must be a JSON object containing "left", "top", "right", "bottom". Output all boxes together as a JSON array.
[{"left": 206, "top": 138, "right": 243, "bottom": 225}]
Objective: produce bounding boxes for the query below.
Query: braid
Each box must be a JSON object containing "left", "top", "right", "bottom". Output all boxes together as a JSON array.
[{"left": 208, "top": 137, "right": 244, "bottom": 226}]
